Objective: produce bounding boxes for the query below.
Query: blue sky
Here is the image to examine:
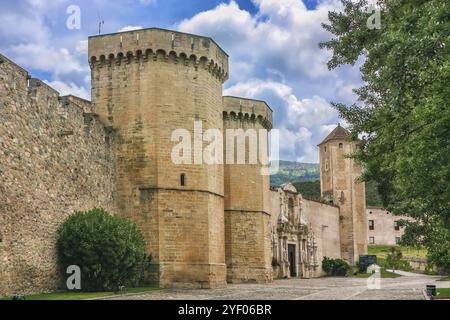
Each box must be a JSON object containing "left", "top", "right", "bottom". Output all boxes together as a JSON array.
[{"left": 0, "top": 0, "right": 362, "bottom": 162}]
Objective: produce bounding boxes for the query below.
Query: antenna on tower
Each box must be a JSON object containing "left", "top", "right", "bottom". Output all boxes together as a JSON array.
[{"left": 97, "top": 10, "right": 105, "bottom": 35}]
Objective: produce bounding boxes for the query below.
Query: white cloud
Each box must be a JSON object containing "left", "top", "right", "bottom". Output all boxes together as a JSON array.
[
  {"left": 0, "top": 1, "right": 91, "bottom": 105},
  {"left": 118, "top": 25, "right": 144, "bottom": 32},
  {"left": 75, "top": 40, "right": 88, "bottom": 55},
  {"left": 178, "top": 0, "right": 356, "bottom": 162},
  {"left": 8, "top": 44, "right": 86, "bottom": 76},
  {"left": 44, "top": 80, "right": 90, "bottom": 100},
  {"left": 0, "top": 0, "right": 357, "bottom": 162},
  {"left": 178, "top": 0, "right": 340, "bottom": 81},
  {"left": 224, "top": 79, "right": 341, "bottom": 162}
]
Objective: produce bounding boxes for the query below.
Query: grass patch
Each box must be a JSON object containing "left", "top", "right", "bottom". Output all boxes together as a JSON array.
[
  {"left": 437, "top": 288, "right": 450, "bottom": 298},
  {"left": 368, "top": 245, "right": 427, "bottom": 258},
  {"left": 349, "top": 269, "right": 401, "bottom": 278},
  {"left": 0, "top": 287, "right": 159, "bottom": 300}
]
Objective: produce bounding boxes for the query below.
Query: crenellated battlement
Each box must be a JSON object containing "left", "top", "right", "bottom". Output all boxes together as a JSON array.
[
  {"left": 223, "top": 96, "right": 273, "bottom": 130},
  {"left": 88, "top": 27, "right": 229, "bottom": 82}
]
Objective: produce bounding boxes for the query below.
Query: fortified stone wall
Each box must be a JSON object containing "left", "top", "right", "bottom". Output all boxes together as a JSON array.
[
  {"left": 223, "top": 96, "right": 273, "bottom": 283},
  {"left": 89, "top": 28, "right": 229, "bottom": 288},
  {"left": 302, "top": 198, "right": 341, "bottom": 276},
  {"left": 0, "top": 54, "right": 117, "bottom": 296}
]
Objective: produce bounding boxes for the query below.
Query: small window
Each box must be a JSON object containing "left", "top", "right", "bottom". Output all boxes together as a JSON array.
[
  {"left": 394, "top": 221, "right": 400, "bottom": 231},
  {"left": 369, "top": 220, "right": 374, "bottom": 230},
  {"left": 324, "top": 146, "right": 327, "bottom": 152},
  {"left": 339, "top": 143, "right": 343, "bottom": 149},
  {"left": 386, "top": 211, "right": 390, "bottom": 215},
  {"left": 180, "top": 173, "right": 186, "bottom": 186},
  {"left": 369, "top": 236, "right": 375, "bottom": 244},
  {"left": 395, "top": 237, "right": 401, "bottom": 244},
  {"left": 339, "top": 191, "right": 345, "bottom": 204},
  {"left": 369, "top": 211, "right": 372, "bottom": 214}
]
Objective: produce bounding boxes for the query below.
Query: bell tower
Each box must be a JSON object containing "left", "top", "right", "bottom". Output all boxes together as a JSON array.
[{"left": 318, "top": 124, "right": 367, "bottom": 264}]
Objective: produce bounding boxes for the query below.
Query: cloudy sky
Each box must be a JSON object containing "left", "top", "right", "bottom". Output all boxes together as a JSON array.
[{"left": 0, "top": 0, "right": 363, "bottom": 163}]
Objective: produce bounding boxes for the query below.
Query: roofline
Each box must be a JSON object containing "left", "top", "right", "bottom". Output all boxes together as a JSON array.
[
  {"left": 88, "top": 27, "right": 229, "bottom": 57},
  {"left": 223, "top": 95, "right": 273, "bottom": 112},
  {"left": 317, "top": 137, "right": 350, "bottom": 147},
  {"left": 61, "top": 95, "right": 92, "bottom": 104},
  {"left": 0, "top": 53, "right": 29, "bottom": 75}
]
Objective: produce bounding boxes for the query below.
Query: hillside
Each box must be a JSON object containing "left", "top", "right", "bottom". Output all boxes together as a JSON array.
[
  {"left": 271, "top": 161, "right": 383, "bottom": 207},
  {"left": 270, "top": 161, "right": 320, "bottom": 187}
]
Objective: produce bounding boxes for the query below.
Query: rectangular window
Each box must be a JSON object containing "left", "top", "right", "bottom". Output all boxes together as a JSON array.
[
  {"left": 394, "top": 221, "right": 400, "bottom": 231},
  {"left": 369, "top": 236, "right": 375, "bottom": 244},
  {"left": 180, "top": 173, "right": 186, "bottom": 186},
  {"left": 369, "top": 220, "right": 374, "bottom": 230}
]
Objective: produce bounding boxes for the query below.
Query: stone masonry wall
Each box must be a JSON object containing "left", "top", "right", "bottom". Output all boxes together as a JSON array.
[
  {"left": 319, "top": 138, "right": 368, "bottom": 264},
  {"left": 223, "top": 96, "right": 273, "bottom": 283},
  {"left": 89, "top": 28, "right": 229, "bottom": 288},
  {"left": 0, "top": 54, "right": 117, "bottom": 296},
  {"left": 302, "top": 199, "right": 341, "bottom": 276}
]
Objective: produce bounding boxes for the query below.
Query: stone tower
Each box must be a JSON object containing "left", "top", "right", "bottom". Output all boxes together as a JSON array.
[
  {"left": 318, "top": 124, "right": 367, "bottom": 264},
  {"left": 222, "top": 96, "right": 273, "bottom": 283},
  {"left": 88, "top": 28, "right": 229, "bottom": 288}
]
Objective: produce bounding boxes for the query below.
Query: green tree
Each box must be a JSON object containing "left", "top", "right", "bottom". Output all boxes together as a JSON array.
[
  {"left": 57, "top": 208, "right": 147, "bottom": 291},
  {"left": 320, "top": 0, "right": 450, "bottom": 269},
  {"left": 293, "top": 180, "right": 321, "bottom": 200},
  {"left": 386, "top": 247, "right": 402, "bottom": 271}
]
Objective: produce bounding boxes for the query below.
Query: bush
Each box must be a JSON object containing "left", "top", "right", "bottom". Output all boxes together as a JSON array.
[
  {"left": 322, "top": 257, "right": 350, "bottom": 276},
  {"left": 57, "top": 208, "right": 147, "bottom": 291},
  {"left": 384, "top": 247, "right": 413, "bottom": 271}
]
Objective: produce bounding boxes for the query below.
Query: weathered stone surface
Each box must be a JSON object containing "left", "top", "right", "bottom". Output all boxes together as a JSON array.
[
  {"left": 1, "top": 28, "right": 375, "bottom": 297},
  {"left": 270, "top": 184, "right": 341, "bottom": 278},
  {"left": 318, "top": 125, "right": 368, "bottom": 264},
  {"left": 0, "top": 54, "right": 117, "bottom": 296},
  {"left": 223, "top": 96, "right": 273, "bottom": 284},
  {"left": 89, "top": 28, "right": 229, "bottom": 289}
]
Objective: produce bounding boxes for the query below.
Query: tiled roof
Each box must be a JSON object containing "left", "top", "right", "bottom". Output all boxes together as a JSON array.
[{"left": 318, "top": 124, "right": 350, "bottom": 145}]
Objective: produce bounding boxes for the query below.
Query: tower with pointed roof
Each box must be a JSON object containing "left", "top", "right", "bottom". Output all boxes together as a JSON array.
[{"left": 318, "top": 124, "right": 368, "bottom": 264}]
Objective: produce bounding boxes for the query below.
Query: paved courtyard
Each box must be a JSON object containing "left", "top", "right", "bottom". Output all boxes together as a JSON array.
[{"left": 107, "top": 273, "right": 448, "bottom": 300}]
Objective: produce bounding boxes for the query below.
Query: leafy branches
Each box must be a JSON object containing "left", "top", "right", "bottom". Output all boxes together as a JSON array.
[{"left": 320, "top": 0, "right": 450, "bottom": 269}]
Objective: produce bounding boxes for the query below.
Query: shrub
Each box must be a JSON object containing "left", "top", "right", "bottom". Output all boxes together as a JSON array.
[
  {"left": 384, "top": 247, "right": 413, "bottom": 271},
  {"left": 322, "top": 257, "right": 350, "bottom": 276},
  {"left": 57, "top": 208, "right": 147, "bottom": 291}
]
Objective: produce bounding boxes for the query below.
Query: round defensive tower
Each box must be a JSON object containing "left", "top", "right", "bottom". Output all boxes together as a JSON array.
[
  {"left": 222, "top": 96, "right": 274, "bottom": 283},
  {"left": 88, "top": 28, "right": 229, "bottom": 288}
]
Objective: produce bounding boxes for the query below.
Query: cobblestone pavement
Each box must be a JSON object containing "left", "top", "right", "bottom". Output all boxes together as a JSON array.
[{"left": 106, "top": 274, "right": 446, "bottom": 300}]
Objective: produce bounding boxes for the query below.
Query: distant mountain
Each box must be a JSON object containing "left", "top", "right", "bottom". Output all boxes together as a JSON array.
[
  {"left": 270, "top": 161, "right": 320, "bottom": 187},
  {"left": 271, "top": 160, "right": 383, "bottom": 207}
]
